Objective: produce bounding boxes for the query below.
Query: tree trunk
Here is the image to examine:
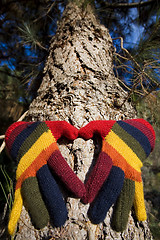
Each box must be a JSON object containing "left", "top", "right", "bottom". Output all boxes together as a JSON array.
[{"left": 14, "top": 2, "right": 153, "bottom": 239}]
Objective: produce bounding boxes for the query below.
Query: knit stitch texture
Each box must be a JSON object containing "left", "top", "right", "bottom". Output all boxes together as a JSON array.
[
  {"left": 5, "top": 119, "right": 155, "bottom": 234},
  {"left": 79, "top": 119, "right": 155, "bottom": 229}
]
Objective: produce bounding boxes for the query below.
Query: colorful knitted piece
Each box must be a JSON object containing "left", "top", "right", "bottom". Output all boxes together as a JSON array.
[
  {"left": 5, "top": 121, "right": 78, "bottom": 235},
  {"left": 48, "top": 146, "right": 112, "bottom": 204},
  {"left": 5, "top": 118, "right": 155, "bottom": 234},
  {"left": 79, "top": 119, "right": 155, "bottom": 230}
]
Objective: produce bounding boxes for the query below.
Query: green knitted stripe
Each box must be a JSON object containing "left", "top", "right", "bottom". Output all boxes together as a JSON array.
[
  {"left": 111, "top": 179, "right": 135, "bottom": 232},
  {"left": 21, "top": 176, "right": 49, "bottom": 229},
  {"left": 112, "top": 122, "right": 146, "bottom": 161},
  {"left": 17, "top": 122, "right": 49, "bottom": 161}
]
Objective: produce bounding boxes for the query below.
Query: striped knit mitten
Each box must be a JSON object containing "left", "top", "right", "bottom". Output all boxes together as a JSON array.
[
  {"left": 5, "top": 121, "right": 78, "bottom": 235},
  {"left": 79, "top": 119, "right": 155, "bottom": 231}
]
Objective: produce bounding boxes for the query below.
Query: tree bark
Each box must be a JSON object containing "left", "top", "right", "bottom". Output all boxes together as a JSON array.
[{"left": 14, "top": 2, "right": 153, "bottom": 239}]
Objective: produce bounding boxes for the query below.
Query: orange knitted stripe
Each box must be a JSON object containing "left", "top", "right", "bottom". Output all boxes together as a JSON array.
[
  {"left": 102, "top": 141, "right": 142, "bottom": 182},
  {"left": 15, "top": 142, "right": 59, "bottom": 190}
]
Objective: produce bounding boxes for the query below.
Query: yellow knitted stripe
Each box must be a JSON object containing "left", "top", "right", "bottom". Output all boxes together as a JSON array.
[
  {"left": 8, "top": 188, "right": 23, "bottom": 235},
  {"left": 134, "top": 181, "right": 147, "bottom": 221},
  {"left": 16, "top": 129, "right": 56, "bottom": 179},
  {"left": 105, "top": 130, "right": 143, "bottom": 172}
]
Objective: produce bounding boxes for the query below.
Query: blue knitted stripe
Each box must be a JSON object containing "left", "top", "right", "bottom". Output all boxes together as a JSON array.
[
  {"left": 88, "top": 166, "right": 124, "bottom": 224},
  {"left": 37, "top": 164, "right": 68, "bottom": 227},
  {"left": 117, "top": 121, "right": 151, "bottom": 157},
  {"left": 111, "top": 122, "right": 147, "bottom": 160},
  {"left": 16, "top": 122, "right": 50, "bottom": 162},
  {"left": 11, "top": 122, "right": 41, "bottom": 161}
]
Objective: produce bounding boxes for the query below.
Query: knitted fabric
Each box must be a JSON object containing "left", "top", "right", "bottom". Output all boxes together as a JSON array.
[
  {"left": 47, "top": 121, "right": 114, "bottom": 203},
  {"left": 79, "top": 120, "right": 123, "bottom": 206},
  {"left": 46, "top": 121, "right": 112, "bottom": 204},
  {"left": 48, "top": 149, "right": 112, "bottom": 204},
  {"left": 6, "top": 120, "right": 113, "bottom": 235},
  {"left": 5, "top": 121, "right": 78, "bottom": 235},
  {"left": 111, "top": 178, "right": 135, "bottom": 232},
  {"left": 79, "top": 119, "right": 155, "bottom": 229},
  {"left": 5, "top": 119, "right": 155, "bottom": 234},
  {"left": 88, "top": 166, "right": 124, "bottom": 224}
]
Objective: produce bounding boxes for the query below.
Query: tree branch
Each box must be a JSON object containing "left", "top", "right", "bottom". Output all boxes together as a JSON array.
[{"left": 104, "top": 0, "right": 156, "bottom": 9}]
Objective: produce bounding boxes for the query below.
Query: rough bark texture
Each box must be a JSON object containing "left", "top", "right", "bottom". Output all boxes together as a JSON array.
[{"left": 14, "top": 2, "right": 152, "bottom": 239}]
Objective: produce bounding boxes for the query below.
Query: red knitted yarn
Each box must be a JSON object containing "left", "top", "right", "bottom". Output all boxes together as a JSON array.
[
  {"left": 81, "top": 152, "right": 112, "bottom": 204},
  {"left": 45, "top": 121, "right": 78, "bottom": 141},
  {"left": 78, "top": 120, "right": 116, "bottom": 140},
  {"left": 5, "top": 122, "right": 32, "bottom": 153},
  {"left": 48, "top": 150, "right": 86, "bottom": 198},
  {"left": 125, "top": 119, "right": 155, "bottom": 150},
  {"left": 48, "top": 149, "right": 112, "bottom": 202}
]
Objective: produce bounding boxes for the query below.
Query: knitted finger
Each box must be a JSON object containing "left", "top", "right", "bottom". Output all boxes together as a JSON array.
[
  {"left": 37, "top": 164, "right": 68, "bottom": 227},
  {"left": 8, "top": 188, "right": 23, "bottom": 235},
  {"left": 8, "top": 151, "right": 50, "bottom": 235},
  {"left": 81, "top": 151, "right": 112, "bottom": 204},
  {"left": 111, "top": 180, "right": 146, "bottom": 232},
  {"left": 48, "top": 149, "right": 112, "bottom": 203},
  {"left": 21, "top": 177, "right": 49, "bottom": 229},
  {"left": 134, "top": 181, "right": 147, "bottom": 221},
  {"left": 48, "top": 150, "right": 86, "bottom": 198},
  {"left": 111, "top": 179, "right": 135, "bottom": 232},
  {"left": 88, "top": 166, "right": 124, "bottom": 224}
]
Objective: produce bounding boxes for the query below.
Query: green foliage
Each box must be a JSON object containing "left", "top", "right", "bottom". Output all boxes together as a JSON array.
[
  {"left": 113, "top": 18, "right": 160, "bottom": 102},
  {"left": 0, "top": 150, "right": 15, "bottom": 239},
  {"left": 136, "top": 93, "right": 160, "bottom": 239},
  {"left": 132, "top": 19, "right": 160, "bottom": 94},
  {"left": 0, "top": 0, "right": 63, "bottom": 96},
  {"left": 0, "top": 165, "right": 13, "bottom": 212},
  {"left": 136, "top": 91, "right": 160, "bottom": 126},
  {"left": 18, "top": 22, "right": 48, "bottom": 51},
  {"left": 0, "top": 150, "right": 15, "bottom": 213}
]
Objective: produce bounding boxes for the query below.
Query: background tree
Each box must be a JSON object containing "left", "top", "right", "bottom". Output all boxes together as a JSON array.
[
  {"left": 0, "top": 0, "right": 160, "bottom": 239},
  {"left": 0, "top": 0, "right": 159, "bottom": 104}
]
